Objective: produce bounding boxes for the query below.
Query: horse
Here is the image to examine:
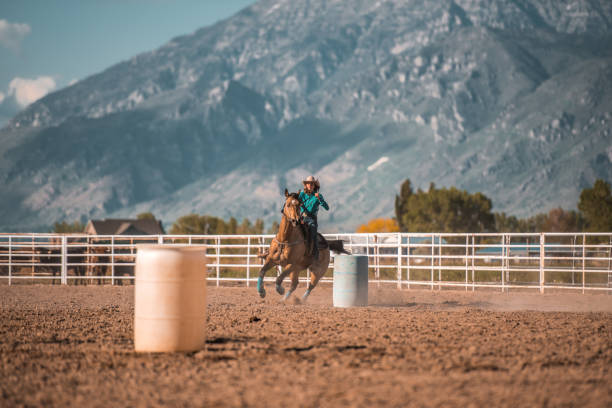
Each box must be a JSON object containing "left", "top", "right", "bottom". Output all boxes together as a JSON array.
[{"left": 256, "top": 189, "right": 349, "bottom": 302}]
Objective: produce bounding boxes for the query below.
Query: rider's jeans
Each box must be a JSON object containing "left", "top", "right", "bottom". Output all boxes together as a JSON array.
[{"left": 303, "top": 216, "right": 318, "bottom": 259}]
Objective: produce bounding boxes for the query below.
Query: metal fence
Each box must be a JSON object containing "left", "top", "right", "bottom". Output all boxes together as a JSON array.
[{"left": 1, "top": 232, "right": 611, "bottom": 293}]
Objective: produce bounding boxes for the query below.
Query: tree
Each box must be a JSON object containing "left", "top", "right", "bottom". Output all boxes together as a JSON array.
[
  {"left": 169, "top": 214, "right": 227, "bottom": 235},
  {"left": 578, "top": 179, "right": 612, "bottom": 232},
  {"left": 494, "top": 212, "right": 522, "bottom": 232},
  {"left": 237, "top": 218, "right": 252, "bottom": 234},
  {"left": 394, "top": 179, "right": 413, "bottom": 231},
  {"left": 253, "top": 218, "right": 265, "bottom": 235},
  {"left": 267, "top": 221, "right": 280, "bottom": 234},
  {"left": 52, "top": 220, "right": 85, "bottom": 233},
  {"left": 542, "top": 208, "right": 584, "bottom": 232},
  {"left": 136, "top": 212, "right": 156, "bottom": 220},
  {"left": 356, "top": 218, "right": 399, "bottom": 233},
  {"left": 496, "top": 209, "right": 584, "bottom": 233},
  {"left": 227, "top": 217, "right": 238, "bottom": 234},
  {"left": 395, "top": 180, "right": 495, "bottom": 233}
]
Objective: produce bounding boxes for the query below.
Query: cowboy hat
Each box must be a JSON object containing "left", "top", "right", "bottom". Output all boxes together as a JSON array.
[{"left": 302, "top": 175, "right": 320, "bottom": 189}]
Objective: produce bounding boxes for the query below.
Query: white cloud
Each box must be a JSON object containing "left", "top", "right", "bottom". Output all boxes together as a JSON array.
[
  {"left": 8, "top": 76, "right": 56, "bottom": 107},
  {"left": 0, "top": 91, "right": 5, "bottom": 104},
  {"left": 0, "top": 19, "right": 31, "bottom": 51}
]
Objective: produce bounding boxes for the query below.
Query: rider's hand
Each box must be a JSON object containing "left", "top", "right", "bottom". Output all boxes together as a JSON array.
[{"left": 315, "top": 192, "right": 320, "bottom": 199}]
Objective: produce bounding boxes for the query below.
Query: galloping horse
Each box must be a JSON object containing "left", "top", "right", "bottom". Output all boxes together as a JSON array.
[{"left": 257, "top": 189, "right": 349, "bottom": 302}]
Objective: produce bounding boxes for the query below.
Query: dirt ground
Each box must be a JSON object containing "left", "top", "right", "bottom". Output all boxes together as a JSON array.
[{"left": 1, "top": 283, "right": 611, "bottom": 407}]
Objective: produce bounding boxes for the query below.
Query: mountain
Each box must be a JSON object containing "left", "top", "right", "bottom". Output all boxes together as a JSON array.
[{"left": 1, "top": 0, "right": 611, "bottom": 232}]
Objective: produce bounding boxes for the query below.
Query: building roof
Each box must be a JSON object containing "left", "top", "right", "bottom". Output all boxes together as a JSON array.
[{"left": 85, "top": 218, "right": 165, "bottom": 235}]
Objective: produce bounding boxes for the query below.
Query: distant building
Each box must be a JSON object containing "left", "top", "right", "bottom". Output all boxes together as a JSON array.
[{"left": 84, "top": 218, "right": 165, "bottom": 235}]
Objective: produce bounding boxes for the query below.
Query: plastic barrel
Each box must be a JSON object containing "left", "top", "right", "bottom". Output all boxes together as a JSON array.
[
  {"left": 333, "top": 255, "right": 369, "bottom": 307},
  {"left": 134, "top": 245, "right": 207, "bottom": 352}
]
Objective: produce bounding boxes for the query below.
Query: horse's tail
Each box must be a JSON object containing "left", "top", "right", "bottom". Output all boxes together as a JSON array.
[{"left": 327, "top": 240, "right": 351, "bottom": 255}]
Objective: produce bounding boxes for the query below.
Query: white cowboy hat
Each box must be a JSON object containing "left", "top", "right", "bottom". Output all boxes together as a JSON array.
[{"left": 302, "top": 175, "right": 320, "bottom": 188}]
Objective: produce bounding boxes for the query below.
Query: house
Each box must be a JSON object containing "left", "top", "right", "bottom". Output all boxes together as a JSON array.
[{"left": 84, "top": 218, "right": 165, "bottom": 235}]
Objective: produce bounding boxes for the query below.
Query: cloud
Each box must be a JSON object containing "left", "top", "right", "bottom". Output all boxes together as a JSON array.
[
  {"left": 8, "top": 76, "right": 57, "bottom": 107},
  {"left": 0, "top": 19, "right": 31, "bottom": 51},
  {"left": 0, "top": 91, "right": 5, "bottom": 104}
]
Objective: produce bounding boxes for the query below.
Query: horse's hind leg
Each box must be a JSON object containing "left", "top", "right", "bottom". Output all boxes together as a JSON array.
[
  {"left": 283, "top": 269, "right": 301, "bottom": 300},
  {"left": 302, "top": 251, "right": 330, "bottom": 302},
  {"left": 275, "top": 264, "right": 301, "bottom": 297}
]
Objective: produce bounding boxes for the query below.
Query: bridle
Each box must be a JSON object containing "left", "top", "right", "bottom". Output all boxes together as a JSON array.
[{"left": 282, "top": 195, "right": 303, "bottom": 227}]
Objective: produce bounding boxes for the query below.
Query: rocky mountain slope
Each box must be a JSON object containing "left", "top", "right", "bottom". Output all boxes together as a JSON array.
[{"left": 1, "top": 0, "right": 611, "bottom": 232}]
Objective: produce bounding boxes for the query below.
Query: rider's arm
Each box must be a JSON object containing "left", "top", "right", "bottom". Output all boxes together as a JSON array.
[{"left": 317, "top": 193, "right": 329, "bottom": 211}]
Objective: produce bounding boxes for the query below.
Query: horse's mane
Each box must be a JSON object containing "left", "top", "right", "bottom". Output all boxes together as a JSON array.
[{"left": 287, "top": 192, "right": 302, "bottom": 203}]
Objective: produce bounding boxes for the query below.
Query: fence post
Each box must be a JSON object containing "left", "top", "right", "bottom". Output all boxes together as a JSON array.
[
  {"left": 61, "top": 235, "right": 68, "bottom": 285},
  {"left": 464, "top": 235, "right": 468, "bottom": 291},
  {"left": 158, "top": 235, "right": 163, "bottom": 244},
  {"left": 539, "top": 233, "right": 545, "bottom": 294},
  {"left": 608, "top": 235, "right": 612, "bottom": 295},
  {"left": 501, "top": 234, "right": 505, "bottom": 293},
  {"left": 111, "top": 236, "right": 115, "bottom": 286},
  {"left": 471, "top": 234, "right": 475, "bottom": 292},
  {"left": 430, "top": 234, "right": 434, "bottom": 290},
  {"left": 406, "top": 235, "right": 410, "bottom": 289},
  {"left": 396, "top": 233, "right": 402, "bottom": 289},
  {"left": 8, "top": 236, "right": 12, "bottom": 286},
  {"left": 246, "top": 236, "right": 251, "bottom": 287},
  {"left": 438, "top": 234, "right": 441, "bottom": 290},
  {"left": 582, "top": 233, "right": 586, "bottom": 294},
  {"left": 375, "top": 235, "right": 380, "bottom": 287},
  {"left": 216, "top": 236, "right": 220, "bottom": 287},
  {"left": 571, "top": 235, "right": 576, "bottom": 285}
]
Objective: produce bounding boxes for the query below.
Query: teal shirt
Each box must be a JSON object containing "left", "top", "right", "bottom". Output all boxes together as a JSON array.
[{"left": 299, "top": 191, "right": 329, "bottom": 217}]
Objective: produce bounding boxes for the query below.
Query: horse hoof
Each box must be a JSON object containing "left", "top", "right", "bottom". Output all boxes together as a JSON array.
[
  {"left": 259, "top": 288, "right": 266, "bottom": 298},
  {"left": 301, "top": 290, "right": 311, "bottom": 302},
  {"left": 283, "top": 290, "right": 292, "bottom": 301},
  {"left": 275, "top": 283, "right": 285, "bottom": 296}
]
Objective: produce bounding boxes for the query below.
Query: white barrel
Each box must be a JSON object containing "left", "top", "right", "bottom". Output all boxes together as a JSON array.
[
  {"left": 333, "top": 255, "right": 368, "bottom": 307},
  {"left": 134, "top": 245, "right": 207, "bottom": 352}
]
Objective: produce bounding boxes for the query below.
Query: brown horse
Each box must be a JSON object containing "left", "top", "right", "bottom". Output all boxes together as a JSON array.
[{"left": 257, "top": 189, "right": 349, "bottom": 301}]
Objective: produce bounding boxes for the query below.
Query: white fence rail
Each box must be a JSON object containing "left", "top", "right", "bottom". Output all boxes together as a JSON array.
[{"left": 1, "top": 232, "right": 611, "bottom": 293}]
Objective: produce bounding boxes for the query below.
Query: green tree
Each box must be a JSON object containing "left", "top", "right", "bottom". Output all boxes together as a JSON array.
[
  {"left": 227, "top": 217, "right": 238, "bottom": 234},
  {"left": 494, "top": 212, "right": 522, "bottom": 232},
  {"left": 395, "top": 180, "right": 495, "bottom": 233},
  {"left": 237, "top": 218, "right": 252, "bottom": 234},
  {"left": 136, "top": 212, "right": 156, "bottom": 220},
  {"left": 578, "top": 179, "right": 612, "bottom": 232},
  {"left": 542, "top": 208, "right": 584, "bottom": 232},
  {"left": 267, "top": 221, "right": 279, "bottom": 234},
  {"left": 52, "top": 220, "right": 85, "bottom": 233},
  {"left": 394, "top": 179, "right": 413, "bottom": 231},
  {"left": 253, "top": 218, "right": 265, "bottom": 235},
  {"left": 169, "top": 214, "right": 227, "bottom": 235},
  {"left": 496, "top": 209, "right": 584, "bottom": 233}
]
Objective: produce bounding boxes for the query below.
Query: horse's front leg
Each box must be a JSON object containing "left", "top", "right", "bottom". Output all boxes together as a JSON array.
[{"left": 257, "top": 259, "right": 275, "bottom": 298}]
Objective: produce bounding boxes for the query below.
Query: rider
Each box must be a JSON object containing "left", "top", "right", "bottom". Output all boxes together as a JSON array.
[{"left": 299, "top": 176, "right": 329, "bottom": 260}]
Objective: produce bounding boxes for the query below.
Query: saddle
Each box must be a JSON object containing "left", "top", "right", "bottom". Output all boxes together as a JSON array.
[{"left": 298, "top": 225, "right": 328, "bottom": 257}]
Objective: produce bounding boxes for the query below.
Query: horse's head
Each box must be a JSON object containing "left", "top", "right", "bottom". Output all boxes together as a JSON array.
[{"left": 283, "top": 189, "right": 302, "bottom": 227}]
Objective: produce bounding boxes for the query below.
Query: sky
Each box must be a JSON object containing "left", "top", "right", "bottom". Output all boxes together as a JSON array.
[{"left": 0, "top": 0, "right": 256, "bottom": 126}]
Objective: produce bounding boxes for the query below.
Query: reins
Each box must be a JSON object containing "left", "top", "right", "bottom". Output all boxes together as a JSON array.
[{"left": 275, "top": 212, "right": 305, "bottom": 251}]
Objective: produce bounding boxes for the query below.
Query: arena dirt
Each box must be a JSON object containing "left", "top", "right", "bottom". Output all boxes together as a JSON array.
[{"left": 1, "top": 284, "right": 611, "bottom": 407}]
